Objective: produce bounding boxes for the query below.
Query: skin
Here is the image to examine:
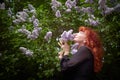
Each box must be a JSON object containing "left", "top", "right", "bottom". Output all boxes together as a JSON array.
[{"left": 58, "top": 31, "right": 86, "bottom": 59}]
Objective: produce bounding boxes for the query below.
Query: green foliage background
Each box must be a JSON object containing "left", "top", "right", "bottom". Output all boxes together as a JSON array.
[{"left": 0, "top": 0, "right": 120, "bottom": 80}]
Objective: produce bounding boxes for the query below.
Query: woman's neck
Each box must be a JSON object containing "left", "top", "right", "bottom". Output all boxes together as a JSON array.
[{"left": 78, "top": 43, "right": 85, "bottom": 49}]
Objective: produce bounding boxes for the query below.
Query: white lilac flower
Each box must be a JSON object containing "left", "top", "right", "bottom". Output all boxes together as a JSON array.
[
  {"left": 44, "top": 31, "right": 52, "bottom": 41},
  {"left": 8, "top": 8, "right": 13, "bottom": 17},
  {"left": 0, "top": 2, "right": 5, "bottom": 10},
  {"left": 33, "top": 19, "right": 39, "bottom": 27},
  {"left": 59, "top": 29, "right": 74, "bottom": 42},
  {"left": 55, "top": 10, "right": 61, "bottom": 18},
  {"left": 85, "top": 0, "right": 93, "bottom": 4}
]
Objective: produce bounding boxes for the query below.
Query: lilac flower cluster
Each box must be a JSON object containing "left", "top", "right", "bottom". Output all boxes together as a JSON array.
[
  {"left": 85, "top": 0, "right": 93, "bottom": 4},
  {"left": 51, "top": 0, "right": 62, "bottom": 11},
  {"left": 0, "top": 2, "right": 5, "bottom": 10},
  {"left": 55, "top": 10, "right": 61, "bottom": 18},
  {"left": 65, "top": 0, "right": 77, "bottom": 9},
  {"left": 19, "top": 47, "right": 33, "bottom": 56},
  {"left": 51, "top": 0, "right": 62, "bottom": 17},
  {"left": 59, "top": 29, "right": 74, "bottom": 42},
  {"left": 81, "top": 7, "right": 94, "bottom": 14},
  {"left": 65, "top": 0, "right": 79, "bottom": 13},
  {"left": 28, "top": 4, "right": 36, "bottom": 15},
  {"left": 12, "top": 4, "right": 37, "bottom": 24},
  {"left": 44, "top": 31, "right": 52, "bottom": 41},
  {"left": 8, "top": 8, "right": 13, "bottom": 17},
  {"left": 18, "top": 25, "right": 42, "bottom": 40},
  {"left": 98, "top": 0, "right": 114, "bottom": 15},
  {"left": 71, "top": 43, "right": 79, "bottom": 54},
  {"left": 85, "top": 14, "right": 99, "bottom": 26},
  {"left": 27, "top": 27, "right": 42, "bottom": 40}
]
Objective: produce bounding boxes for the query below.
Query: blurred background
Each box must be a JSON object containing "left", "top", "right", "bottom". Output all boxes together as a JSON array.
[{"left": 0, "top": 0, "right": 120, "bottom": 80}]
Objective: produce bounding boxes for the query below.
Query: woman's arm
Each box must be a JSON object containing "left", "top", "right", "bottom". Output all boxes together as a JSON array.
[{"left": 60, "top": 46, "right": 91, "bottom": 71}]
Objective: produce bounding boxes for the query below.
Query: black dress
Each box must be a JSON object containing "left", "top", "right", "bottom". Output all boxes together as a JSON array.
[{"left": 60, "top": 46, "right": 95, "bottom": 80}]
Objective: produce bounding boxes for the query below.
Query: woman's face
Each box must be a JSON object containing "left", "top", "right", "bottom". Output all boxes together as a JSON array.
[{"left": 73, "top": 31, "right": 86, "bottom": 43}]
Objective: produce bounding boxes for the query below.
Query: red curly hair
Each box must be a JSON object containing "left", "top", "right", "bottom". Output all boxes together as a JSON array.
[{"left": 79, "top": 26, "right": 104, "bottom": 73}]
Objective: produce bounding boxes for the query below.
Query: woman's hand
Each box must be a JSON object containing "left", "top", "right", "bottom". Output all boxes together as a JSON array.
[{"left": 58, "top": 40, "right": 70, "bottom": 56}]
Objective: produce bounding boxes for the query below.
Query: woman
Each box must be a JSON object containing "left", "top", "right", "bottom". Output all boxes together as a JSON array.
[{"left": 58, "top": 26, "right": 104, "bottom": 80}]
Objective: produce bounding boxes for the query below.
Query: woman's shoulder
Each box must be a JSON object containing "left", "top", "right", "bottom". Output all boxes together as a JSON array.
[{"left": 79, "top": 46, "right": 93, "bottom": 55}]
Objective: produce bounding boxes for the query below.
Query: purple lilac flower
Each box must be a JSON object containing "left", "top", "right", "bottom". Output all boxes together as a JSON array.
[
  {"left": 18, "top": 28, "right": 31, "bottom": 36},
  {"left": 23, "top": 9, "right": 29, "bottom": 13},
  {"left": 51, "top": 0, "right": 62, "bottom": 8},
  {"left": 74, "top": 6, "right": 81, "bottom": 13},
  {"left": 51, "top": 6, "right": 57, "bottom": 12},
  {"left": 19, "top": 47, "right": 27, "bottom": 53},
  {"left": 85, "top": 18, "right": 99, "bottom": 26},
  {"left": 13, "top": 19, "right": 21, "bottom": 24},
  {"left": 98, "top": 0, "right": 106, "bottom": 10},
  {"left": 85, "top": 0, "right": 93, "bottom": 4},
  {"left": 28, "top": 4, "right": 35, "bottom": 11},
  {"left": 71, "top": 49, "right": 78, "bottom": 54},
  {"left": 71, "top": 43, "right": 79, "bottom": 49},
  {"left": 19, "top": 47, "right": 33, "bottom": 56},
  {"left": 59, "top": 29, "right": 74, "bottom": 42},
  {"left": 0, "top": 2, "right": 5, "bottom": 10},
  {"left": 28, "top": 4, "right": 36, "bottom": 14},
  {"left": 8, "top": 8, "right": 13, "bottom": 17},
  {"left": 65, "top": 0, "right": 72, "bottom": 9},
  {"left": 70, "top": 43, "right": 79, "bottom": 54},
  {"left": 25, "top": 50, "right": 33, "bottom": 56},
  {"left": 66, "top": 8, "right": 72, "bottom": 13},
  {"left": 81, "top": 7, "right": 94, "bottom": 14},
  {"left": 55, "top": 10, "right": 61, "bottom": 18},
  {"left": 33, "top": 19, "right": 39, "bottom": 27},
  {"left": 44, "top": 31, "right": 52, "bottom": 41},
  {"left": 104, "top": 7, "right": 114, "bottom": 15},
  {"left": 27, "top": 27, "right": 42, "bottom": 40},
  {"left": 72, "top": 0, "right": 77, "bottom": 7}
]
